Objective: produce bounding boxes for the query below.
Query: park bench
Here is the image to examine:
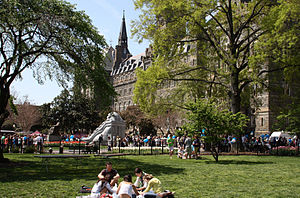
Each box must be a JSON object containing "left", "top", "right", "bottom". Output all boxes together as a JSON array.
[
  {"left": 94, "top": 153, "right": 127, "bottom": 158},
  {"left": 69, "top": 145, "right": 98, "bottom": 154}
]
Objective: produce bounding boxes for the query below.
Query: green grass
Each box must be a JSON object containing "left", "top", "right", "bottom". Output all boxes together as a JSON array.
[{"left": 0, "top": 154, "right": 299, "bottom": 198}]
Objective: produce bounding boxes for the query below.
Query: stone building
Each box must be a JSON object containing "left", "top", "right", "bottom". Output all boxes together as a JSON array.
[
  {"left": 105, "top": 13, "right": 297, "bottom": 136},
  {"left": 107, "top": 13, "right": 152, "bottom": 112}
]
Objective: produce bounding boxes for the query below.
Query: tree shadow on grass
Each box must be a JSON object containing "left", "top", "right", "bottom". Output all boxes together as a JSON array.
[
  {"left": 0, "top": 156, "right": 184, "bottom": 183},
  {"left": 204, "top": 160, "right": 274, "bottom": 165}
]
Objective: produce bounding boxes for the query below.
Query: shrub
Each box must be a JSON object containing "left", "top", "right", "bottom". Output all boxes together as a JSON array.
[
  {"left": 11, "top": 146, "right": 20, "bottom": 153},
  {"left": 270, "top": 146, "right": 298, "bottom": 156},
  {"left": 23, "top": 145, "right": 35, "bottom": 153},
  {"left": 2, "top": 147, "right": 9, "bottom": 153}
]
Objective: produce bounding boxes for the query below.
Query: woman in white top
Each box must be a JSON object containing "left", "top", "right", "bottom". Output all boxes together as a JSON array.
[
  {"left": 91, "top": 174, "right": 114, "bottom": 196},
  {"left": 117, "top": 175, "right": 139, "bottom": 198}
]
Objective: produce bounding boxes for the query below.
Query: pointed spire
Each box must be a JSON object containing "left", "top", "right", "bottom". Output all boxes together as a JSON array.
[
  {"left": 113, "top": 10, "right": 131, "bottom": 71},
  {"left": 118, "top": 10, "right": 128, "bottom": 47}
]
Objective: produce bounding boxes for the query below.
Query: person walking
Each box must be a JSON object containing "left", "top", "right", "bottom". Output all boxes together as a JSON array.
[{"left": 167, "top": 134, "right": 175, "bottom": 159}]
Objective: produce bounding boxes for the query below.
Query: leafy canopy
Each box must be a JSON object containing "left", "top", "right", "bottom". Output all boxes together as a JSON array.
[
  {"left": 132, "top": 0, "right": 299, "bottom": 115},
  {"left": 183, "top": 99, "right": 248, "bottom": 161},
  {"left": 183, "top": 99, "right": 249, "bottom": 139},
  {"left": 0, "top": 0, "right": 115, "bottom": 128},
  {"left": 40, "top": 89, "right": 101, "bottom": 133}
]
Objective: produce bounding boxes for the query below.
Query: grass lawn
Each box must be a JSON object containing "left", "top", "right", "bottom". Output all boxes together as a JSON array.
[{"left": 0, "top": 153, "right": 299, "bottom": 198}]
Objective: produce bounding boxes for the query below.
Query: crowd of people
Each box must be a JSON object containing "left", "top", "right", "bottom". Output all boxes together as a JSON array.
[
  {"left": 1, "top": 131, "right": 298, "bottom": 156},
  {"left": 105, "top": 132, "right": 299, "bottom": 157},
  {"left": 89, "top": 161, "right": 174, "bottom": 198},
  {"left": 0, "top": 133, "right": 44, "bottom": 153}
]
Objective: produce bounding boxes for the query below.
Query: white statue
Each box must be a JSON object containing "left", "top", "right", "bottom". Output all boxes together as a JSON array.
[{"left": 81, "top": 112, "right": 126, "bottom": 144}]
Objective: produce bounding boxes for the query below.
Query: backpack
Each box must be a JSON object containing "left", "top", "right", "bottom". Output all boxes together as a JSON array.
[{"left": 79, "top": 185, "right": 91, "bottom": 193}]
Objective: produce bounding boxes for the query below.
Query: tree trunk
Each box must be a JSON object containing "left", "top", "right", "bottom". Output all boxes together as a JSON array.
[
  {"left": 211, "top": 144, "right": 219, "bottom": 162},
  {"left": 0, "top": 86, "right": 10, "bottom": 127},
  {"left": 0, "top": 85, "right": 10, "bottom": 161},
  {"left": 230, "top": 71, "right": 241, "bottom": 114}
]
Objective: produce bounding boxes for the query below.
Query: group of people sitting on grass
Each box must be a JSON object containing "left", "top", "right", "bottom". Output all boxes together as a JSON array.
[{"left": 90, "top": 161, "right": 174, "bottom": 198}]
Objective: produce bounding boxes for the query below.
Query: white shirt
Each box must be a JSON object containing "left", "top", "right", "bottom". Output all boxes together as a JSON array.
[
  {"left": 118, "top": 182, "right": 133, "bottom": 197},
  {"left": 91, "top": 181, "right": 113, "bottom": 194}
]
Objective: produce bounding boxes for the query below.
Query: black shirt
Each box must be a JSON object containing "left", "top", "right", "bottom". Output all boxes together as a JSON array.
[{"left": 100, "top": 169, "right": 118, "bottom": 183}]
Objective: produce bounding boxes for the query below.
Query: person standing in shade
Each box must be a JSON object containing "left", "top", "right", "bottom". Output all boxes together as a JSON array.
[
  {"left": 107, "top": 136, "right": 112, "bottom": 151},
  {"left": 184, "top": 135, "right": 192, "bottom": 159},
  {"left": 192, "top": 135, "right": 201, "bottom": 159},
  {"left": 167, "top": 134, "right": 175, "bottom": 159}
]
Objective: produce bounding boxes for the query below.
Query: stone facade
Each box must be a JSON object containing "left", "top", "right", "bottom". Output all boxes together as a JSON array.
[{"left": 105, "top": 13, "right": 298, "bottom": 136}]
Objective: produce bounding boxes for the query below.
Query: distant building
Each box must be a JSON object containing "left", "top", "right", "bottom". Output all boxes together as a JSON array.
[{"left": 104, "top": 12, "right": 298, "bottom": 136}]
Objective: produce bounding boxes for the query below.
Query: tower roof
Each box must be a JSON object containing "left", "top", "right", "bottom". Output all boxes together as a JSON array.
[{"left": 118, "top": 10, "right": 128, "bottom": 46}]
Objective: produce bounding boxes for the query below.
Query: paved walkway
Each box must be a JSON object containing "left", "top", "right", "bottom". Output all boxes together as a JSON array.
[{"left": 39, "top": 147, "right": 269, "bottom": 156}]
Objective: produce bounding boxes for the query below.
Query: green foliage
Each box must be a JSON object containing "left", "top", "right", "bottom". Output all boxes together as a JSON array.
[
  {"left": 275, "top": 102, "right": 300, "bottom": 136},
  {"left": 133, "top": 65, "right": 169, "bottom": 115},
  {"left": 10, "top": 146, "right": 20, "bottom": 153},
  {"left": 133, "top": 0, "right": 299, "bottom": 116},
  {"left": 23, "top": 145, "right": 35, "bottom": 153},
  {"left": 0, "top": 0, "right": 113, "bottom": 129},
  {"left": 40, "top": 89, "right": 101, "bottom": 133},
  {"left": 138, "top": 118, "right": 156, "bottom": 135},
  {"left": 183, "top": 99, "right": 248, "bottom": 137},
  {"left": 183, "top": 99, "right": 248, "bottom": 161},
  {"left": 2, "top": 147, "right": 9, "bottom": 153},
  {"left": 251, "top": 0, "right": 300, "bottom": 81}
]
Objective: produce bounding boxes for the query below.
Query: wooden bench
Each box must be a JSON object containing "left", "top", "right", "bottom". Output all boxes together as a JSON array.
[
  {"left": 68, "top": 146, "right": 98, "bottom": 154},
  {"left": 94, "top": 153, "right": 127, "bottom": 158}
]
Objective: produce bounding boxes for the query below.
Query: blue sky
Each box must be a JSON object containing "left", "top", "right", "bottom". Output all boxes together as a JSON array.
[{"left": 12, "top": 0, "right": 149, "bottom": 105}]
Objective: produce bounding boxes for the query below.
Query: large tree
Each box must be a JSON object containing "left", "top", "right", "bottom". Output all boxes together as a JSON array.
[
  {"left": 120, "top": 105, "right": 156, "bottom": 135},
  {"left": 8, "top": 96, "right": 41, "bottom": 132},
  {"left": 0, "top": 0, "right": 114, "bottom": 160},
  {"left": 132, "top": 0, "right": 300, "bottom": 115},
  {"left": 0, "top": 0, "right": 113, "bottom": 127},
  {"left": 40, "top": 89, "right": 102, "bottom": 134}
]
